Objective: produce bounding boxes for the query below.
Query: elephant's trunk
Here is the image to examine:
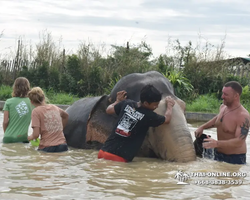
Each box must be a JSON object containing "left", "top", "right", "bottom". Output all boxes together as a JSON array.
[
  {"left": 163, "top": 125, "right": 196, "bottom": 162},
  {"left": 148, "top": 124, "right": 196, "bottom": 162},
  {"left": 146, "top": 101, "right": 196, "bottom": 162}
]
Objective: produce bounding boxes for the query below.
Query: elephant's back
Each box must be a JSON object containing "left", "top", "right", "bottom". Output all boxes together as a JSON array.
[
  {"left": 110, "top": 71, "right": 174, "bottom": 102},
  {"left": 64, "top": 96, "right": 102, "bottom": 148},
  {"left": 66, "top": 97, "right": 101, "bottom": 120}
]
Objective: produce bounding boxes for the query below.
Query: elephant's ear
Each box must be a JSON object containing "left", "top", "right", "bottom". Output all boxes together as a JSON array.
[{"left": 86, "top": 95, "right": 117, "bottom": 144}]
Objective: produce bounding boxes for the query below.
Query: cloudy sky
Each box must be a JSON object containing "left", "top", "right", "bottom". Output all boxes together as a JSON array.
[{"left": 0, "top": 0, "right": 249, "bottom": 59}]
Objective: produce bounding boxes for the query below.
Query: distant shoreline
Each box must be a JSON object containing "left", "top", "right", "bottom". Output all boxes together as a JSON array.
[{"left": 0, "top": 100, "right": 216, "bottom": 121}]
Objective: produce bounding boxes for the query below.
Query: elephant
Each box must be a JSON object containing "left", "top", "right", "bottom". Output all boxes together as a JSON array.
[{"left": 63, "top": 71, "right": 197, "bottom": 162}]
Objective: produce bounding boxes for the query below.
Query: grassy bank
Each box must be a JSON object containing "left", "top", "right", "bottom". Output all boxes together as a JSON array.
[
  {"left": 1, "top": 85, "right": 250, "bottom": 113},
  {"left": 185, "top": 93, "right": 250, "bottom": 113},
  {"left": 185, "top": 94, "right": 221, "bottom": 114}
]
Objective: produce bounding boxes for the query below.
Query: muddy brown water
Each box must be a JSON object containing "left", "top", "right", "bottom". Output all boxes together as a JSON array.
[{"left": 0, "top": 112, "right": 250, "bottom": 200}]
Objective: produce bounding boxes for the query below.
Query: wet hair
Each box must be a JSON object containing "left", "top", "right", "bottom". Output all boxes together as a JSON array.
[
  {"left": 28, "top": 87, "right": 46, "bottom": 104},
  {"left": 140, "top": 84, "right": 162, "bottom": 103},
  {"left": 224, "top": 81, "right": 242, "bottom": 95},
  {"left": 12, "top": 77, "right": 30, "bottom": 97}
]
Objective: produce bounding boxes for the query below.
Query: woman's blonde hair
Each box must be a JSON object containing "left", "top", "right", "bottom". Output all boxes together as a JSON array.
[
  {"left": 28, "top": 87, "right": 46, "bottom": 104},
  {"left": 12, "top": 77, "right": 30, "bottom": 97}
]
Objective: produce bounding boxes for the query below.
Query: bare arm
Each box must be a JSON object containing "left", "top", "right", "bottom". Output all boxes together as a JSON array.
[
  {"left": 3, "top": 110, "right": 9, "bottom": 133},
  {"left": 194, "top": 116, "right": 218, "bottom": 137},
  {"left": 27, "top": 127, "right": 40, "bottom": 141},
  {"left": 60, "top": 109, "right": 69, "bottom": 129},
  {"left": 195, "top": 104, "right": 225, "bottom": 138},
  {"left": 106, "top": 90, "right": 127, "bottom": 115}
]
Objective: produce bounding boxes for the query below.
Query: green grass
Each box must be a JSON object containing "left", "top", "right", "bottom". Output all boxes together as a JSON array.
[
  {"left": 186, "top": 94, "right": 221, "bottom": 113},
  {"left": 186, "top": 93, "right": 250, "bottom": 113},
  {"left": 44, "top": 88, "right": 80, "bottom": 105},
  {"left": 47, "top": 93, "right": 80, "bottom": 105},
  {"left": 1, "top": 84, "right": 250, "bottom": 113}
]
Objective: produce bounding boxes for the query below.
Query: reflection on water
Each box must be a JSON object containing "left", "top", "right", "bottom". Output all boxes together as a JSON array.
[{"left": 0, "top": 112, "right": 250, "bottom": 199}]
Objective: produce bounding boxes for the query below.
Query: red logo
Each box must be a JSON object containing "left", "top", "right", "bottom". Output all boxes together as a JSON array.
[{"left": 115, "top": 128, "right": 131, "bottom": 137}]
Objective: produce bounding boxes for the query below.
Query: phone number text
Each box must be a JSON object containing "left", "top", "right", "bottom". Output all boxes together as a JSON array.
[{"left": 194, "top": 179, "right": 243, "bottom": 185}]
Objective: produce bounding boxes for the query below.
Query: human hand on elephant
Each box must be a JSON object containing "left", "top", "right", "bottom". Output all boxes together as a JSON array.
[
  {"left": 116, "top": 90, "right": 127, "bottom": 102},
  {"left": 165, "top": 96, "right": 175, "bottom": 107}
]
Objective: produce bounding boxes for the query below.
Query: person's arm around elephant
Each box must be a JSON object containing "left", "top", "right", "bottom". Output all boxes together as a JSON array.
[
  {"left": 163, "top": 96, "right": 175, "bottom": 124},
  {"left": 106, "top": 90, "right": 127, "bottom": 115}
]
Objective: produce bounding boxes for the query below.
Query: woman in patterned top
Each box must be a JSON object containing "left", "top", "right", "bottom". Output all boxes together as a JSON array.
[{"left": 27, "top": 87, "right": 69, "bottom": 152}]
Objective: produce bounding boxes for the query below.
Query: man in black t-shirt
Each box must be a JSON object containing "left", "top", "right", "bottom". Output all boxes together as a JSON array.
[{"left": 98, "top": 84, "right": 175, "bottom": 162}]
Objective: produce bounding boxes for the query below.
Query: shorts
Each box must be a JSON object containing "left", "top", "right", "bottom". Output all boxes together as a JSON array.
[
  {"left": 98, "top": 149, "right": 127, "bottom": 162},
  {"left": 214, "top": 149, "right": 246, "bottom": 165},
  {"left": 38, "top": 143, "right": 68, "bottom": 153}
]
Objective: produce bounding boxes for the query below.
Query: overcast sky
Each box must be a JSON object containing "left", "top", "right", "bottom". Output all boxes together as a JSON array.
[{"left": 0, "top": 0, "right": 249, "bottom": 59}]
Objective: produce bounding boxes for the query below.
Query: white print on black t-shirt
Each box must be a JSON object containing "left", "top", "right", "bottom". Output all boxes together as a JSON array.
[
  {"left": 115, "top": 105, "right": 145, "bottom": 137},
  {"left": 15, "top": 101, "right": 29, "bottom": 118}
]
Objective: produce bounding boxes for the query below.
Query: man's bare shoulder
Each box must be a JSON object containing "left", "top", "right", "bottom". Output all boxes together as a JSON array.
[
  {"left": 241, "top": 106, "right": 250, "bottom": 118},
  {"left": 220, "top": 104, "right": 225, "bottom": 108},
  {"left": 219, "top": 104, "right": 226, "bottom": 111},
  {"left": 237, "top": 107, "right": 250, "bottom": 126}
]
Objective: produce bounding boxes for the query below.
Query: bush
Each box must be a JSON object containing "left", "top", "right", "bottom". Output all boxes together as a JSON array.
[
  {"left": 0, "top": 85, "right": 12, "bottom": 100},
  {"left": 241, "top": 85, "right": 250, "bottom": 106},
  {"left": 162, "top": 70, "right": 195, "bottom": 100}
]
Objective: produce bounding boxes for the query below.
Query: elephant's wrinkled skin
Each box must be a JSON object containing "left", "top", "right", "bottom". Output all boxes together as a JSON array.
[{"left": 64, "top": 71, "right": 196, "bottom": 162}]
